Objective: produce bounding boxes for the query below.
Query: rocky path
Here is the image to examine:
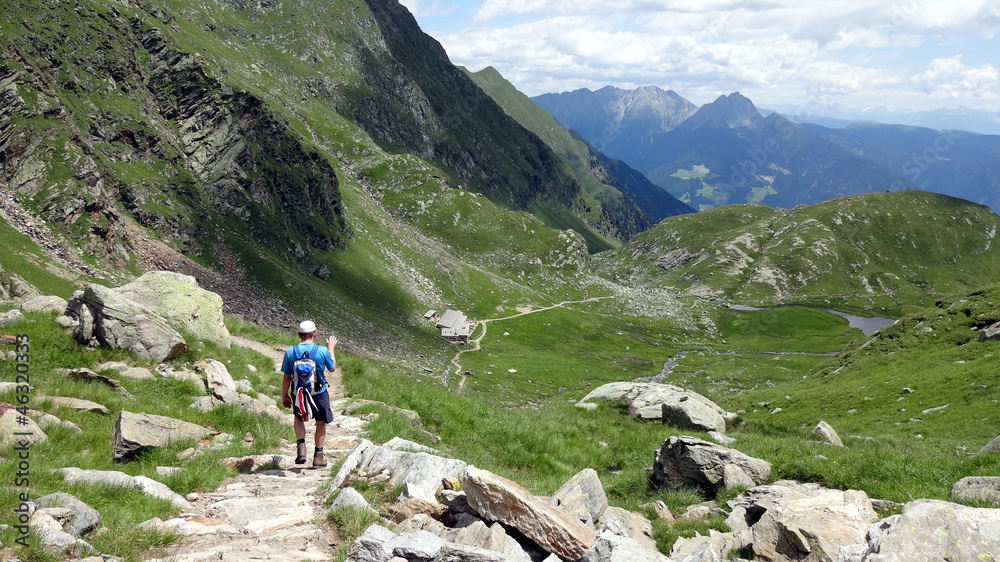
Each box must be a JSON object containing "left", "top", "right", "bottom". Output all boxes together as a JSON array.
[{"left": 145, "top": 338, "right": 366, "bottom": 561}]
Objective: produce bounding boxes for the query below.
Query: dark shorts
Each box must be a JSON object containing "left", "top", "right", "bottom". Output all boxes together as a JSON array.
[{"left": 294, "top": 389, "right": 334, "bottom": 424}]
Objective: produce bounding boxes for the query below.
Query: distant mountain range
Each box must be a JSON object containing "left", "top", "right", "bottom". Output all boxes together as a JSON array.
[
  {"left": 532, "top": 88, "right": 1000, "bottom": 214},
  {"left": 464, "top": 68, "right": 693, "bottom": 238},
  {"left": 767, "top": 103, "right": 1000, "bottom": 136}
]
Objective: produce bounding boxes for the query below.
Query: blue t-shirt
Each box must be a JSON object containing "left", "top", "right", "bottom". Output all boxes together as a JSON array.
[{"left": 281, "top": 342, "right": 335, "bottom": 393}]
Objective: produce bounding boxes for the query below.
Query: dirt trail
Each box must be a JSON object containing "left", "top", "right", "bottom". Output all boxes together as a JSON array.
[{"left": 145, "top": 337, "right": 362, "bottom": 561}]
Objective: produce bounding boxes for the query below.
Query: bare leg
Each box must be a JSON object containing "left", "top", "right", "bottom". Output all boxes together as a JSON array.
[
  {"left": 293, "top": 416, "right": 306, "bottom": 441},
  {"left": 315, "top": 421, "right": 326, "bottom": 448}
]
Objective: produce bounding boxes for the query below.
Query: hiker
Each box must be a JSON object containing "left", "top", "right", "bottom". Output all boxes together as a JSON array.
[{"left": 281, "top": 320, "right": 337, "bottom": 467}]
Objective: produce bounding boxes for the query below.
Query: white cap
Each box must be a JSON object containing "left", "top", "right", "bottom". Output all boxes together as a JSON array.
[{"left": 298, "top": 320, "right": 316, "bottom": 333}]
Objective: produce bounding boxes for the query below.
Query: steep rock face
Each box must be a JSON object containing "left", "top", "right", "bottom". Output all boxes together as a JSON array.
[
  {"left": 140, "top": 26, "right": 346, "bottom": 251},
  {"left": 343, "top": 0, "right": 582, "bottom": 210},
  {"left": 0, "top": 0, "right": 348, "bottom": 265}
]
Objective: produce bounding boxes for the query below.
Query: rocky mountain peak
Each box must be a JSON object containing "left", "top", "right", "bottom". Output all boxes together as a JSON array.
[{"left": 678, "top": 91, "right": 764, "bottom": 132}]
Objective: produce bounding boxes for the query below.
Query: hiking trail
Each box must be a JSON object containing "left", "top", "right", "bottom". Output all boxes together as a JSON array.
[{"left": 145, "top": 337, "right": 367, "bottom": 561}]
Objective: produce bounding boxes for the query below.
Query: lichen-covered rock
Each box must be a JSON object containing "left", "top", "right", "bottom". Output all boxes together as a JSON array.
[
  {"left": 115, "top": 272, "right": 230, "bottom": 348},
  {"left": 840, "top": 499, "right": 1000, "bottom": 562},
  {"left": 951, "top": 476, "right": 1000, "bottom": 506},
  {"left": 66, "top": 284, "right": 186, "bottom": 362},
  {"left": 0, "top": 409, "right": 47, "bottom": 447}
]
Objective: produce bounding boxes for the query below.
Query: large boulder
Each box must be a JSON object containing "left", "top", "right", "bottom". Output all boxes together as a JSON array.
[
  {"left": 951, "top": 476, "right": 1000, "bottom": 506},
  {"left": 357, "top": 441, "right": 468, "bottom": 488},
  {"left": 0, "top": 409, "right": 47, "bottom": 446},
  {"left": 464, "top": 465, "right": 596, "bottom": 561},
  {"left": 115, "top": 271, "right": 230, "bottom": 348},
  {"left": 653, "top": 436, "right": 771, "bottom": 496},
  {"left": 66, "top": 284, "right": 186, "bottom": 362},
  {"left": 21, "top": 295, "right": 68, "bottom": 313},
  {"left": 549, "top": 468, "right": 608, "bottom": 525},
  {"left": 626, "top": 385, "right": 728, "bottom": 432},
  {"left": 112, "top": 411, "right": 213, "bottom": 462},
  {"left": 840, "top": 499, "right": 1000, "bottom": 561},
  {"left": 728, "top": 481, "right": 877, "bottom": 562}
]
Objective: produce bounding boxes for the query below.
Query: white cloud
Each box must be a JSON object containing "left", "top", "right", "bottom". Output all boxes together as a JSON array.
[
  {"left": 912, "top": 56, "right": 999, "bottom": 99},
  {"left": 425, "top": 0, "right": 1000, "bottom": 111}
]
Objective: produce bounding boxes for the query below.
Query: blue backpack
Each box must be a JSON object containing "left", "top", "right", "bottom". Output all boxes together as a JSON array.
[{"left": 292, "top": 344, "right": 324, "bottom": 395}]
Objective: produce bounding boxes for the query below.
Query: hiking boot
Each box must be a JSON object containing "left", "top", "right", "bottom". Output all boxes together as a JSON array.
[
  {"left": 295, "top": 443, "right": 307, "bottom": 464},
  {"left": 312, "top": 450, "right": 327, "bottom": 468}
]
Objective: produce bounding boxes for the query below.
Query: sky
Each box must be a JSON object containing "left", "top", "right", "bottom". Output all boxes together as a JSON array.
[{"left": 398, "top": 0, "right": 1000, "bottom": 115}]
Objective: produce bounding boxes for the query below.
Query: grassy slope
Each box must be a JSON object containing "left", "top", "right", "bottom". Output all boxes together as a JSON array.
[
  {"left": 596, "top": 190, "right": 1000, "bottom": 314},
  {"left": 0, "top": 310, "right": 291, "bottom": 560}
]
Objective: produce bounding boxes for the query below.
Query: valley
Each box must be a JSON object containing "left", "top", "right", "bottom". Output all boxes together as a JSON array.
[{"left": 2, "top": 0, "right": 1000, "bottom": 560}]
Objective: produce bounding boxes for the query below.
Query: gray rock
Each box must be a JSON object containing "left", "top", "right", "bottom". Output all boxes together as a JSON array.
[
  {"left": 44, "top": 396, "right": 109, "bottom": 415},
  {"left": 440, "top": 490, "right": 478, "bottom": 516},
  {"left": 625, "top": 385, "right": 729, "bottom": 433},
  {"left": 980, "top": 321, "right": 1000, "bottom": 342},
  {"left": 0, "top": 409, "right": 47, "bottom": 447},
  {"left": 330, "top": 487, "right": 377, "bottom": 514},
  {"left": 399, "top": 480, "right": 439, "bottom": 504},
  {"left": 722, "top": 464, "right": 756, "bottom": 489},
  {"left": 204, "top": 360, "right": 237, "bottom": 393},
  {"left": 360, "top": 442, "right": 468, "bottom": 488},
  {"left": 577, "top": 382, "right": 642, "bottom": 405},
  {"left": 134, "top": 475, "right": 190, "bottom": 508},
  {"left": 549, "top": 468, "right": 608, "bottom": 524},
  {"left": 35, "top": 491, "right": 100, "bottom": 537},
  {"left": 114, "top": 271, "right": 230, "bottom": 348},
  {"left": 951, "top": 476, "right": 1000, "bottom": 505},
  {"left": 54, "top": 315, "right": 77, "bottom": 328},
  {"left": 598, "top": 506, "right": 657, "bottom": 550},
  {"left": 727, "top": 480, "right": 876, "bottom": 562},
  {"left": 465, "top": 465, "right": 595, "bottom": 561},
  {"left": 112, "top": 410, "right": 213, "bottom": 462},
  {"left": 326, "top": 439, "right": 377, "bottom": 498},
  {"left": 60, "top": 467, "right": 137, "bottom": 488},
  {"left": 708, "top": 431, "right": 735, "bottom": 445},
  {"left": 36, "top": 527, "right": 95, "bottom": 556},
  {"left": 21, "top": 295, "right": 68, "bottom": 313},
  {"left": 653, "top": 436, "right": 771, "bottom": 496},
  {"left": 813, "top": 421, "right": 843, "bottom": 447},
  {"left": 346, "top": 524, "right": 396, "bottom": 562},
  {"left": 388, "top": 529, "right": 446, "bottom": 560},
  {"left": 190, "top": 396, "right": 215, "bottom": 412},
  {"left": 670, "top": 536, "right": 728, "bottom": 561},
  {"left": 395, "top": 514, "right": 530, "bottom": 561},
  {"left": 581, "top": 530, "right": 670, "bottom": 562},
  {"left": 840, "top": 499, "right": 1000, "bottom": 561},
  {"left": 0, "top": 309, "right": 25, "bottom": 326},
  {"left": 67, "top": 284, "right": 186, "bottom": 362},
  {"left": 119, "top": 367, "right": 154, "bottom": 380},
  {"left": 979, "top": 434, "right": 1000, "bottom": 455}
]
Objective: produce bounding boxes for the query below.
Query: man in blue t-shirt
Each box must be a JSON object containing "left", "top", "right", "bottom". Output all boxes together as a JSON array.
[{"left": 281, "top": 320, "right": 337, "bottom": 467}]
